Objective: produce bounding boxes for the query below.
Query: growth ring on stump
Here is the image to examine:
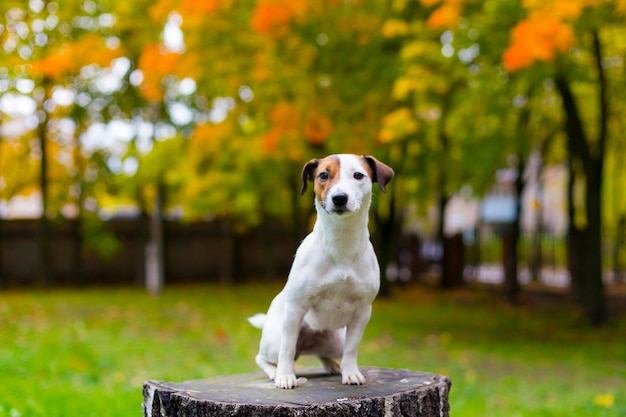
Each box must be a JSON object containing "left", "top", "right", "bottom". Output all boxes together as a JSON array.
[{"left": 143, "top": 367, "right": 451, "bottom": 417}]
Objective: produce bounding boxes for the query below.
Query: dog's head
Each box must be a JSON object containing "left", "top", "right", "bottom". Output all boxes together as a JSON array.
[{"left": 300, "top": 154, "right": 394, "bottom": 216}]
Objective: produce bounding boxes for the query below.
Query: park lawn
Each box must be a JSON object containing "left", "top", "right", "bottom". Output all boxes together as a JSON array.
[{"left": 0, "top": 283, "right": 624, "bottom": 417}]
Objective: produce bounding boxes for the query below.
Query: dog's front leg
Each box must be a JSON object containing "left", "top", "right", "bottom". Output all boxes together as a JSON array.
[
  {"left": 275, "top": 302, "right": 306, "bottom": 389},
  {"left": 341, "top": 305, "right": 372, "bottom": 385}
]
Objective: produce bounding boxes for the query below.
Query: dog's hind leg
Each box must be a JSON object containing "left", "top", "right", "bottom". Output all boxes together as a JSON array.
[
  {"left": 319, "top": 356, "right": 341, "bottom": 375},
  {"left": 255, "top": 354, "right": 277, "bottom": 380}
]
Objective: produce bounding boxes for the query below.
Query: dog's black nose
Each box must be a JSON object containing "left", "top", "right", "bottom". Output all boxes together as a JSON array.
[{"left": 332, "top": 193, "right": 348, "bottom": 207}]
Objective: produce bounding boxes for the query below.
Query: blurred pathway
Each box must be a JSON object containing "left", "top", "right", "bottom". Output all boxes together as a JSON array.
[{"left": 464, "top": 264, "right": 622, "bottom": 288}]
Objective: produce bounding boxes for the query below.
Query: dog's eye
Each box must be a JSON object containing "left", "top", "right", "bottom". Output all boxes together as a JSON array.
[
  {"left": 318, "top": 172, "right": 329, "bottom": 181},
  {"left": 354, "top": 172, "right": 365, "bottom": 180}
]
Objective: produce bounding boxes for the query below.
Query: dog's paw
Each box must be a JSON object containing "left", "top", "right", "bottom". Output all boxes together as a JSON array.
[
  {"left": 342, "top": 369, "right": 366, "bottom": 385},
  {"left": 275, "top": 373, "right": 298, "bottom": 389}
]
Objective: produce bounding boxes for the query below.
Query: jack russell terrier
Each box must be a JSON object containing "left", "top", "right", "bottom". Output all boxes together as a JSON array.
[{"left": 248, "top": 154, "right": 394, "bottom": 389}]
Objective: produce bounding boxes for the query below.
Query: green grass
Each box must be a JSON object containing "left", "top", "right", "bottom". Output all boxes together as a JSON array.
[{"left": 0, "top": 284, "right": 624, "bottom": 416}]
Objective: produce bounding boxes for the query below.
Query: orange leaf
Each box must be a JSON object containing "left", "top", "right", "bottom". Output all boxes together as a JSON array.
[
  {"left": 263, "top": 129, "right": 281, "bottom": 154},
  {"left": 148, "top": 0, "right": 177, "bottom": 23},
  {"left": 503, "top": 0, "right": 582, "bottom": 72},
  {"left": 503, "top": 14, "right": 574, "bottom": 72},
  {"left": 502, "top": 43, "right": 536, "bottom": 73},
  {"left": 181, "top": 0, "right": 220, "bottom": 14},
  {"left": 137, "top": 43, "right": 181, "bottom": 102},
  {"left": 189, "top": 122, "right": 233, "bottom": 157},
  {"left": 269, "top": 102, "right": 301, "bottom": 130},
  {"left": 304, "top": 114, "right": 333, "bottom": 146},
  {"left": 31, "top": 51, "right": 74, "bottom": 79},
  {"left": 251, "top": 0, "right": 308, "bottom": 36},
  {"left": 30, "top": 35, "right": 121, "bottom": 79},
  {"left": 426, "top": 4, "right": 461, "bottom": 29},
  {"left": 252, "top": 3, "right": 292, "bottom": 34}
]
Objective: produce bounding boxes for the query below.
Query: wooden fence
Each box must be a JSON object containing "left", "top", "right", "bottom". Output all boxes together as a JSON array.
[{"left": 0, "top": 219, "right": 300, "bottom": 288}]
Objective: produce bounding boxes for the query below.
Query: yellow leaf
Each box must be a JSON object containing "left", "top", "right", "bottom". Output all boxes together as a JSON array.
[
  {"left": 379, "top": 108, "right": 418, "bottom": 144},
  {"left": 400, "top": 40, "right": 439, "bottom": 61},
  {"left": 148, "top": 0, "right": 176, "bottom": 23},
  {"left": 392, "top": 77, "right": 418, "bottom": 100},
  {"left": 382, "top": 19, "right": 410, "bottom": 38},
  {"left": 420, "top": 0, "right": 442, "bottom": 6}
]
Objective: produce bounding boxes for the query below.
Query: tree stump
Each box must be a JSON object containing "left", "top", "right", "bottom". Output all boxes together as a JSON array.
[{"left": 142, "top": 367, "right": 451, "bottom": 417}]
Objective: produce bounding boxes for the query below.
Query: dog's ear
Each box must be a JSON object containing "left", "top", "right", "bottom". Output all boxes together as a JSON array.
[
  {"left": 363, "top": 155, "right": 395, "bottom": 193},
  {"left": 301, "top": 159, "right": 319, "bottom": 195}
]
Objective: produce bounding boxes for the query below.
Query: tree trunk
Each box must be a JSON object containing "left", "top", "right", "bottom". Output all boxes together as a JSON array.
[
  {"left": 436, "top": 90, "right": 458, "bottom": 290},
  {"left": 615, "top": 216, "right": 625, "bottom": 284},
  {"left": 0, "top": 217, "right": 3, "bottom": 289},
  {"left": 530, "top": 180, "right": 543, "bottom": 283},
  {"left": 566, "top": 162, "right": 585, "bottom": 305},
  {"left": 0, "top": 128, "right": 4, "bottom": 288},
  {"left": 441, "top": 233, "right": 464, "bottom": 289},
  {"left": 146, "top": 183, "right": 165, "bottom": 296},
  {"left": 37, "top": 78, "right": 51, "bottom": 287},
  {"left": 377, "top": 193, "right": 400, "bottom": 298},
  {"left": 145, "top": 104, "right": 167, "bottom": 295},
  {"left": 555, "top": 30, "right": 608, "bottom": 325},
  {"left": 501, "top": 231, "right": 519, "bottom": 300},
  {"left": 502, "top": 177, "right": 523, "bottom": 301},
  {"left": 143, "top": 368, "right": 451, "bottom": 417},
  {"left": 583, "top": 164, "right": 606, "bottom": 324}
]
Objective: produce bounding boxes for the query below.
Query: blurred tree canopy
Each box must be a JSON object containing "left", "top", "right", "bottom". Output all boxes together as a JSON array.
[{"left": 1, "top": 0, "right": 625, "bottom": 322}]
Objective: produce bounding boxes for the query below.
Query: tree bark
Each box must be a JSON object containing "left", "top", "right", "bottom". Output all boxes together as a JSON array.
[
  {"left": 441, "top": 234, "right": 464, "bottom": 289},
  {"left": 502, "top": 169, "right": 523, "bottom": 301},
  {"left": 436, "top": 89, "right": 461, "bottom": 290},
  {"left": 143, "top": 368, "right": 451, "bottom": 417},
  {"left": 615, "top": 216, "right": 626, "bottom": 283},
  {"left": 554, "top": 29, "right": 608, "bottom": 325},
  {"left": 502, "top": 231, "right": 519, "bottom": 300},
  {"left": 375, "top": 188, "right": 399, "bottom": 298},
  {"left": 146, "top": 182, "right": 165, "bottom": 296},
  {"left": 37, "top": 78, "right": 51, "bottom": 287},
  {"left": 0, "top": 123, "right": 4, "bottom": 288},
  {"left": 145, "top": 104, "right": 167, "bottom": 295}
]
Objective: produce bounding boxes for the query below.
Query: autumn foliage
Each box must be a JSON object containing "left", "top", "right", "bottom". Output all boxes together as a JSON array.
[
  {"left": 251, "top": 0, "right": 309, "bottom": 36},
  {"left": 420, "top": 0, "right": 590, "bottom": 72},
  {"left": 502, "top": 0, "right": 591, "bottom": 72},
  {"left": 421, "top": 0, "right": 466, "bottom": 29},
  {"left": 263, "top": 102, "right": 301, "bottom": 154},
  {"left": 30, "top": 35, "right": 121, "bottom": 79},
  {"left": 137, "top": 43, "right": 181, "bottom": 103}
]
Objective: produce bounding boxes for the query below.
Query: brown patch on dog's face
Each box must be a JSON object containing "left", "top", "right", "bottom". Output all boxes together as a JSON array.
[
  {"left": 313, "top": 155, "right": 341, "bottom": 205},
  {"left": 359, "top": 158, "right": 375, "bottom": 183},
  {"left": 362, "top": 155, "right": 394, "bottom": 193}
]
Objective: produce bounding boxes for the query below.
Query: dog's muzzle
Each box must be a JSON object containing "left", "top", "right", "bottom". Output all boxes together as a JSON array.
[{"left": 327, "top": 192, "right": 350, "bottom": 214}]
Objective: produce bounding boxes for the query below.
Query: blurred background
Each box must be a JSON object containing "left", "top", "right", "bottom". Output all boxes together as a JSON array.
[{"left": 0, "top": 0, "right": 625, "bottom": 326}]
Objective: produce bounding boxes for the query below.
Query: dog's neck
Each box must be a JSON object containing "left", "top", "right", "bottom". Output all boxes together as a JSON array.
[{"left": 313, "top": 199, "right": 372, "bottom": 261}]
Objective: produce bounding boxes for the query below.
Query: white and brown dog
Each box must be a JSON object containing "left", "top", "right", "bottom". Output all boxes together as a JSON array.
[{"left": 248, "top": 154, "right": 394, "bottom": 389}]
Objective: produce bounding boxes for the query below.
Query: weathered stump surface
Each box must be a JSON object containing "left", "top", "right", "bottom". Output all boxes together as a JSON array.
[{"left": 143, "top": 367, "right": 451, "bottom": 417}]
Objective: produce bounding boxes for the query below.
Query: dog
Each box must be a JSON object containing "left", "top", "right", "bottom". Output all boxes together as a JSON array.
[{"left": 248, "top": 154, "right": 394, "bottom": 389}]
